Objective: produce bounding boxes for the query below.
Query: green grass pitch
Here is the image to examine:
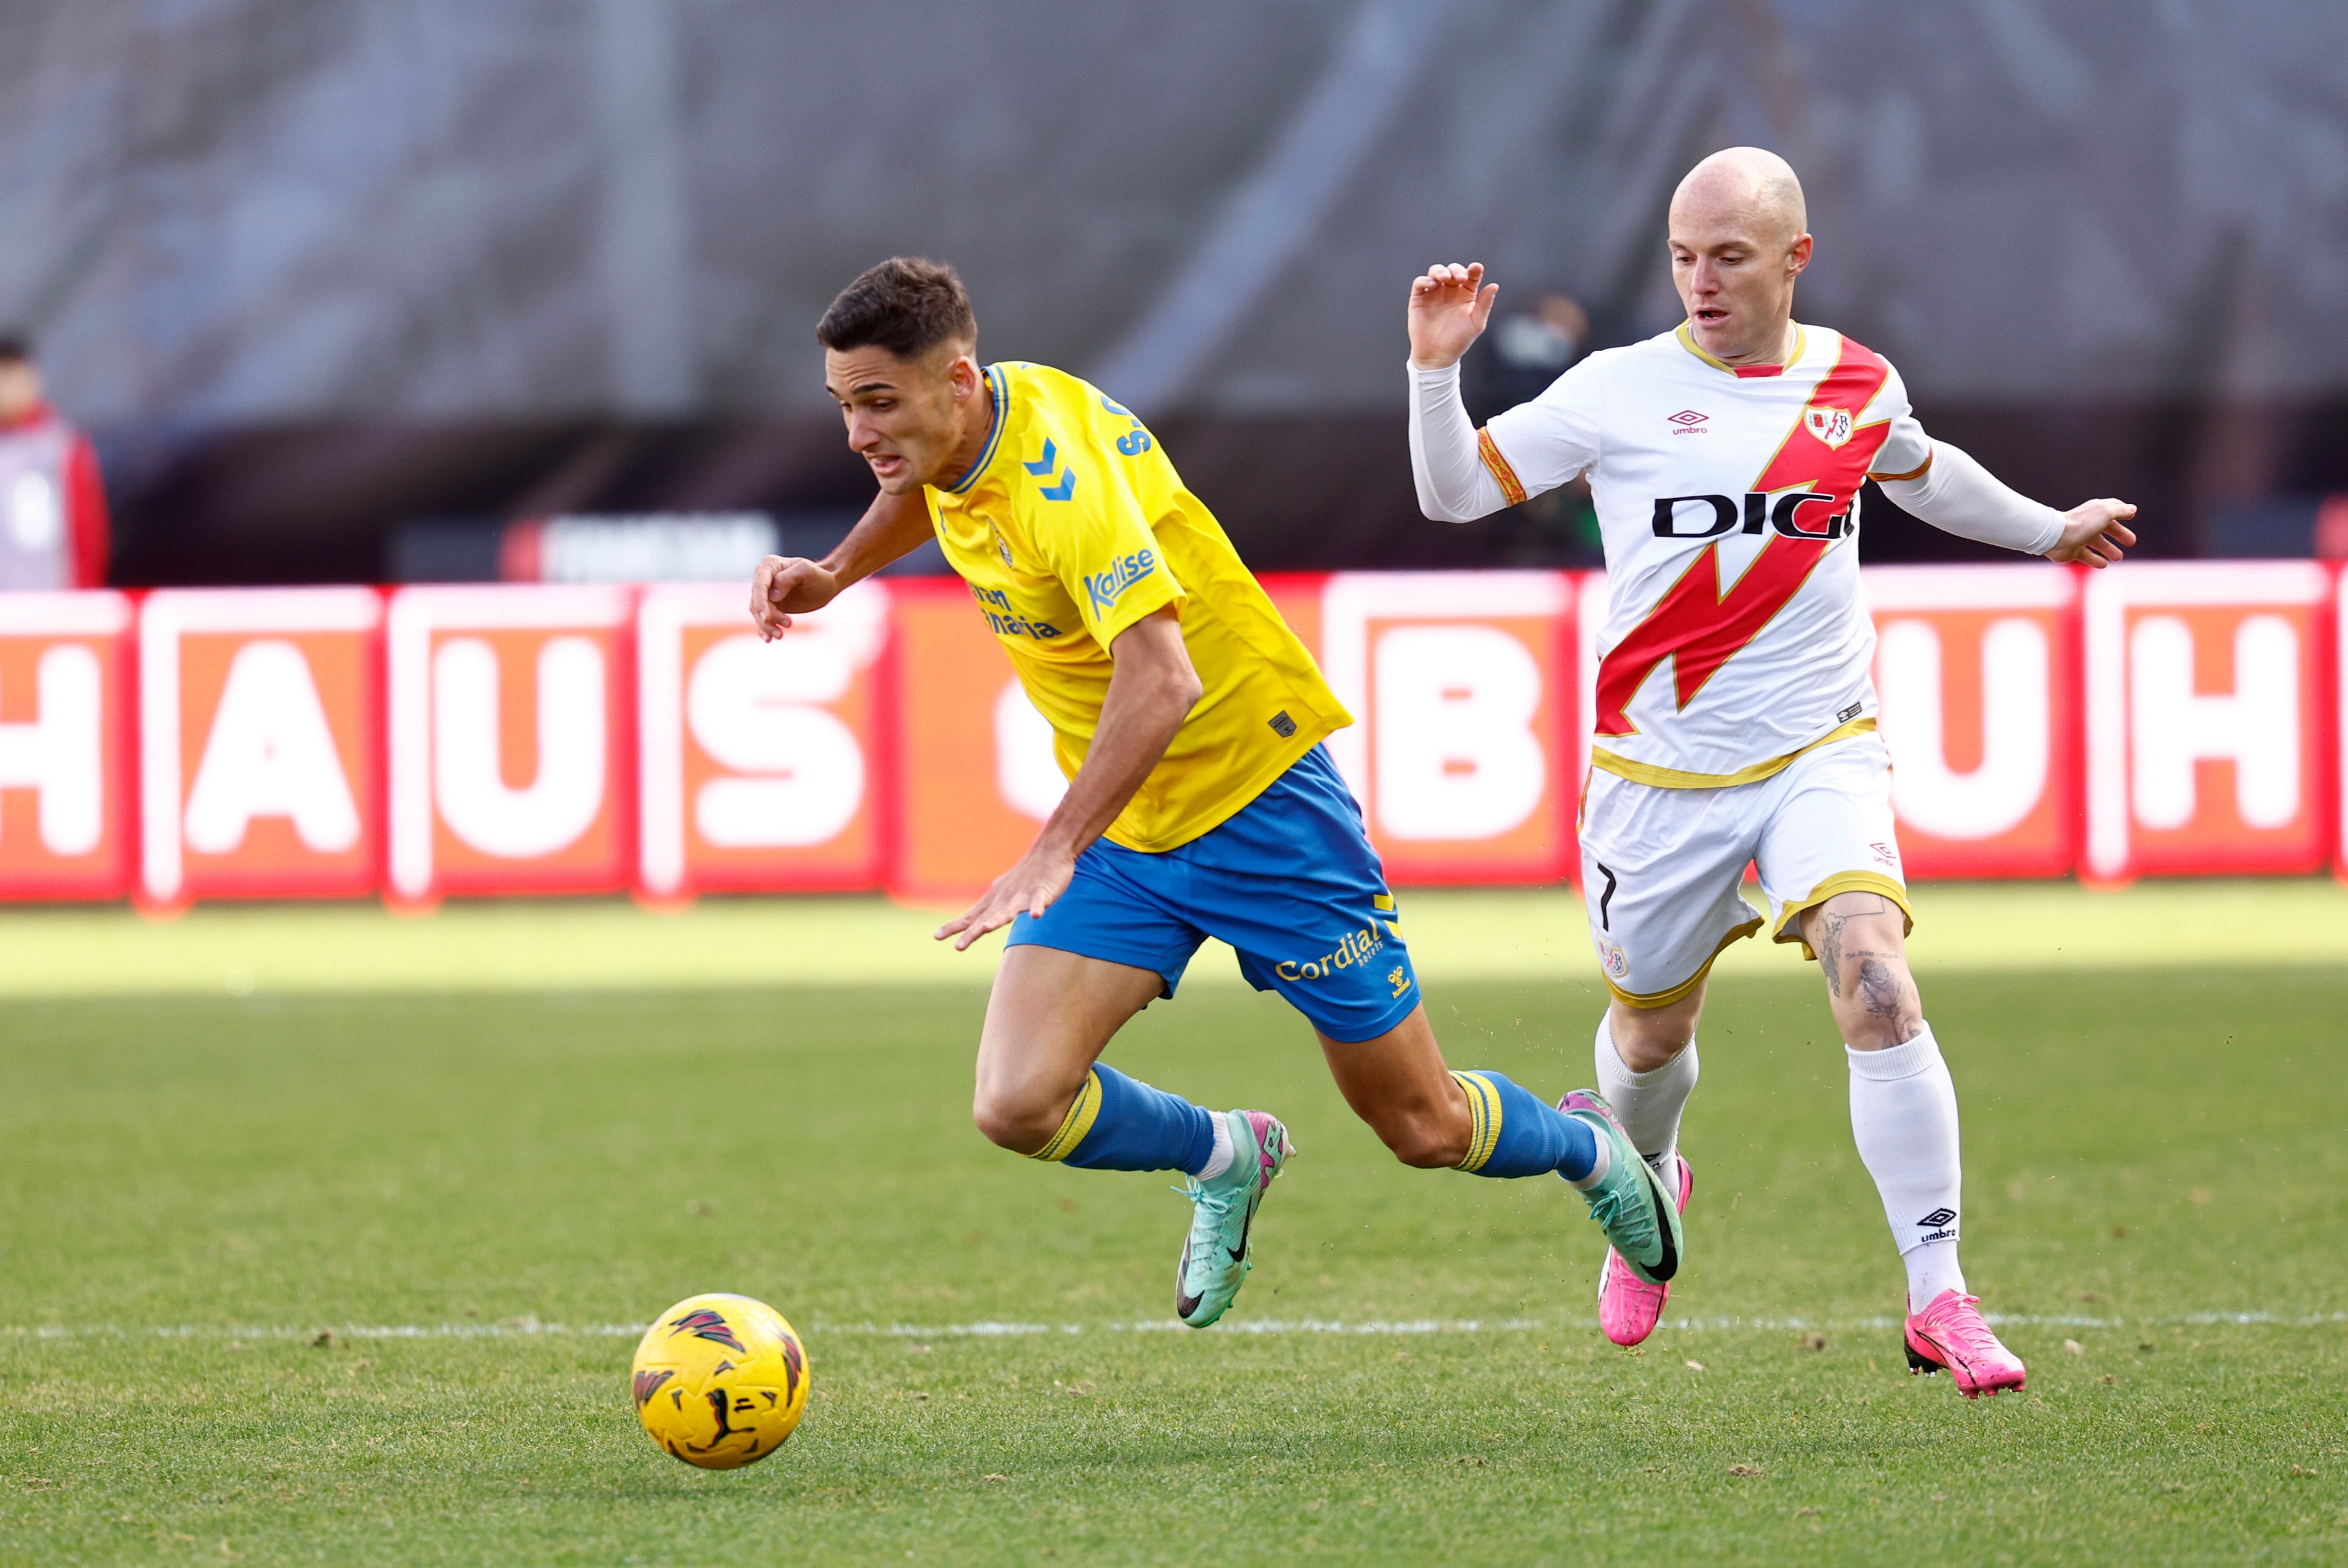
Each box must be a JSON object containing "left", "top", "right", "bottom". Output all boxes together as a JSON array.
[{"left": 0, "top": 932, "right": 2343, "bottom": 1562}]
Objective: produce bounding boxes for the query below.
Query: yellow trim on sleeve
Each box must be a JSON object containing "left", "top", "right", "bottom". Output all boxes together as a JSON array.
[
  {"left": 1772, "top": 872, "right": 1914, "bottom": 959},
  {"left": 1869, "top": 449, "right": 1934, "bottom": 484},
  {"left": 1604, "top": 916, "right": 1765, "bottom": 1009},
  {"left": 1477, "top": 427, "right": 1528, "bottom": 507},
  {"left": 1030, "top": 1070, "right": 1104, "bottom": 1162},
  {"left": 1449, "top": 1071, "right": 1505, "bottom": 1172},
  {"left": 1590, "top": 717, "right": 1875, "bottom": 791}
]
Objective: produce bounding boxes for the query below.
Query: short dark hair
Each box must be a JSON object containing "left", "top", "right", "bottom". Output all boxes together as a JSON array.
[
  {"left": 0, "top": 332, "right": 31, "bottom": 366},
  {"left": 816, "top": 257, "right": 975, "bottom": 360}
]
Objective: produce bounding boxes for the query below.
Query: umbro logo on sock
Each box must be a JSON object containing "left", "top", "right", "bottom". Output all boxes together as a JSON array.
[{"left": 1916, "top": 1207, "right": 1958, "bottom": 1228}]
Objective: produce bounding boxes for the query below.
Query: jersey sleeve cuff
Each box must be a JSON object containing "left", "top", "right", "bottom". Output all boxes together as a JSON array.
[
  {"left": 1868, "top": 449, "right": 1934, "bottom": 484},
  {"left": 1090, "top": 573, "right": 1185, "bottom": 649}
]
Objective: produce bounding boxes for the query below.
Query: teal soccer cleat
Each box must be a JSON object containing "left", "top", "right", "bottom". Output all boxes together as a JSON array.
[
  {"left": 1173, "top": 1110, "right": 1293, "bottom": 1328},
  {"left": 1558, "top": 1090, "right": 1682, "bottom": 1286}
]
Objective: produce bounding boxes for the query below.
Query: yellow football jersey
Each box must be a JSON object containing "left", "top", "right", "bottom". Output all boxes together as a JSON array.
[{"left": 924, "top": 361, "right": 1349, "bottom": 853}]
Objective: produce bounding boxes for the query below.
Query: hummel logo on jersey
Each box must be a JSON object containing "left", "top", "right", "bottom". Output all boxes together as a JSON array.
[
  {"left": 1917, "top": 1207, "right": 1958, "bottom": 1228},
  {"left": 1667, "top": 409, "right": 1708, "bottom": 433}
]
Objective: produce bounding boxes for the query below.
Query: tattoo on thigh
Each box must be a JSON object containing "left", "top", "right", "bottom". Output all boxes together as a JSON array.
[{"left": 1816, "top": 914, "right": 1846, "bottom": 997}]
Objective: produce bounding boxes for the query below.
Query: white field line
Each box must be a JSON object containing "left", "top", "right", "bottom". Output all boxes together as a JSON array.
[{"left": 2, "top": 1311, "right": 2342, "bottom": 1343}]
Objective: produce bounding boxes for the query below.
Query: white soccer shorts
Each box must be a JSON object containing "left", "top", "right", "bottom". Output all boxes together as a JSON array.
[{"left": 1578, "top": 732, "right": 1912, "bottom": 1008}]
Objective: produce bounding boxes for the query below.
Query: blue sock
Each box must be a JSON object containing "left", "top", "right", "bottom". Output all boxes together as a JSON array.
[
  {"left": 1031, "top": 1064, "right": 1217, "bottom": 1175},
  {"left": 1449, "top": 1071, "right": 1597, "bottom": 1180}
]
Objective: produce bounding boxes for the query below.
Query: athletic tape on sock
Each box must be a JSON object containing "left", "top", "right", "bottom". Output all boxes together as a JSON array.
[
  {"left": 1449, "top": 1072, "right": 1504, "bottom": 1172},
  {"left": 1031, "top": 1070, "right": 1103, "bottom": 1162}
]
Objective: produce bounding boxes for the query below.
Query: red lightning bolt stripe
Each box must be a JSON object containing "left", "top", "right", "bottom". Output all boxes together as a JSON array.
[{"left": 1592, "top": 337, "right": 1893, "bottom": 739}]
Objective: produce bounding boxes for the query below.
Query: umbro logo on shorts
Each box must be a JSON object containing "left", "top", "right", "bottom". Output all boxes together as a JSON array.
[{"left": 1917, "top": 1207, "right": 1958, "bottom": 1228}]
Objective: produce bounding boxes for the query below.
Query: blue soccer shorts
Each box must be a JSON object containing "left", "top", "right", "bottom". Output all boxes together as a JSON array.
[{"left": 1005, "top": 744, "right": 1420, "bottom": 1043}]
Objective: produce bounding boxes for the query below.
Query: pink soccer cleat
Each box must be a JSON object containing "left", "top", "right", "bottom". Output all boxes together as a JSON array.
[
  {"left": 1595, "top": 1154, "right": 1692, "bottom": 1347},
  {"left": 1904, "top": 1289, "right": 2027, "bottom": 1397}
]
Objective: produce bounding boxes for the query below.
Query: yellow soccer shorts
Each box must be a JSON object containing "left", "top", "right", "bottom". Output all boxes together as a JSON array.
[{"left": 1578, "top": 733, "right": 1914, "bottom": 1008}]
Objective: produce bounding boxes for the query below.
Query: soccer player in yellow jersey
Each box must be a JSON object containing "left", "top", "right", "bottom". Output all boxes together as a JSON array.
[{"left": 751, "top": 258, "right": 1679, "bottom": 1326}]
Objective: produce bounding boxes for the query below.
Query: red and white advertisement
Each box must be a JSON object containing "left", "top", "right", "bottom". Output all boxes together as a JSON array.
[
  {"left": 637, "top": 580, "right": 890, "bottom": 899},
  {"left": 1321, "top": 572, "right": 1575, "bottom": 885},
  {"left": 139, "top": 588, "right": 382, "bottom": 904},
  {"left": 386, "top": 585, "right": 634, "bottom": 902},
  {"left": 0, "top": 591, "right": 132, "bottom": 899},
  {"left": 1, "top": 566, "right": 2345, "bottom": 906},
  {"left": 1865, "top": 566, "right": 2078, "bottom": 879},
  {"left": 2084, "top": 562, "right": 2334, "bottom": 881}
]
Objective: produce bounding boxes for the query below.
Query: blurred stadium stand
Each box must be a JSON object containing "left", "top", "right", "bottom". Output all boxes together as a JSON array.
[{"left": 2, "top": 0, "right": 2345, "bottom": 584}]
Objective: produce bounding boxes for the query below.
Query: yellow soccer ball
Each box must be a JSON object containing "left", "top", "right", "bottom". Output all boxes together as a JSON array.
[{"left": 629, "top": 1293, "right": 810, "bottom": 1468}]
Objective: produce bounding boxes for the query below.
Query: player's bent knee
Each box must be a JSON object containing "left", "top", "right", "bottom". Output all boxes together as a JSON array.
[
  {"left": 1373, "top": 1111, "right": 1470, "bottom": 1170},
  {"left": 1609, "top": 1010, "right": 1697, "bottom": 1071},
  {"left": 970, "top": 1086, "right": 1062, "bottom": 1156},
  {"left": 1827, "top": 953, "right": 1923, "bottom": 1049}
]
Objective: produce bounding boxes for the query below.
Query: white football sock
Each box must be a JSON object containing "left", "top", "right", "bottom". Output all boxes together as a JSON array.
[
  {"left": 1905, "top": 1240, "right": 1967, "bottom": 1306},
  {"left": 1595, "top": 1015, "right": 1698, "bottom": 1175},
  {"left": 1193, "top": 1110, "right": 1235, "bottom": 1181},
  {"left": 1846, "top": 1024, "right": 1968, "bottom": 1307}
]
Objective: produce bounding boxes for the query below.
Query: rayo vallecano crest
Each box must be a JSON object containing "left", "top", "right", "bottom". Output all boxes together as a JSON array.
[{"left": 1804, "top": 404, "right": 1854, "bottom": 449}]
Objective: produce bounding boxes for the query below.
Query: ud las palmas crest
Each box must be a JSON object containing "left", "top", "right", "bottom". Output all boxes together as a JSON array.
[{"left": 1803, "top": 404, "right": 1854, "bottom": 449}]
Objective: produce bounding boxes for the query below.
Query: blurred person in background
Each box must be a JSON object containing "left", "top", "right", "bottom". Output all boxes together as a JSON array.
[
  {"left": 0, "top": 334, "right": 110, "bottom": 590},
  {"left": 1464, "top": 292, "right": 1603, "bottom": 566},
  {"left": 1465, "top": 290, "right": 1590, "bottom": 420}
]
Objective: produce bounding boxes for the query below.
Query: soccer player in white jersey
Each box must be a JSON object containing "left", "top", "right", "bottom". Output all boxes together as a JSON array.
[{"left": 1404, "top": 148, "right": 2138, "bottom": 1397}]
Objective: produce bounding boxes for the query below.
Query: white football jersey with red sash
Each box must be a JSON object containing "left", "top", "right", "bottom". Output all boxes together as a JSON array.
[{"left": 1480, "top": 322, "right": 1931, "bottom": 788}]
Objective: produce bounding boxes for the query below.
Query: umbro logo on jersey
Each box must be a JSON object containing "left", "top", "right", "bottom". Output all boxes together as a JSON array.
[
  {"left": 1667, "top": 409, "right": 1709, "bottom": 434},
  {"left": 1917, "top": 1207, "right": 1958, "bottom": 1228}
]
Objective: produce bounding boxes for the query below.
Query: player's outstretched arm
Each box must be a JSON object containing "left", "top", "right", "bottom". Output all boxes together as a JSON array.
[
  {"left": 751, "top": 487, "right": 935, "bottom": 640},
  {"left": 1876, "top": 441, "right": 2136, "bottom": 567},
  {"left": 1406, "top": 262, "right": 1513, "bottom": 524},
  {"left": 935, "top": 607, "right": 1200, "bottom": 950}
]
